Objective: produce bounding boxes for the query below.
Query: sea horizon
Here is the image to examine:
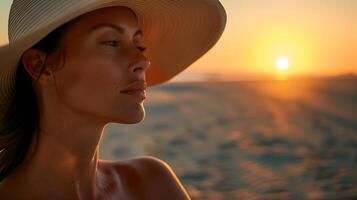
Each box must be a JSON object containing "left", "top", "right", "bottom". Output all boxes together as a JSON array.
[{"left": 167, "top": 71, "right": 357, "bottom": 83}]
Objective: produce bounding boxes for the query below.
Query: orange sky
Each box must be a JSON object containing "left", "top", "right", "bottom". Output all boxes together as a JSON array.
[
  {"left": 186, "top": 0, "right": 357, "bottom": 79},
  {"left": 1, "top": 0, "right": 356, "bottom": 80}
]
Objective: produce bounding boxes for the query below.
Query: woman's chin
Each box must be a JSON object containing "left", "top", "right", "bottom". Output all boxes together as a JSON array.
[
  {"left": 119, "top": 109, "right": 146, "bottom": 124},
  {"left": 124, "top": 115, "right": 145, "bottom": 124},
  {"left": 106, "top": 104, "right": 146, "bottom": 124}
]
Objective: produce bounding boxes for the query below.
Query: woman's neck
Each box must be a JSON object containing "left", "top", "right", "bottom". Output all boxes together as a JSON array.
[{"left": 1, "top": 108, "right": 109, "bottom": 199}]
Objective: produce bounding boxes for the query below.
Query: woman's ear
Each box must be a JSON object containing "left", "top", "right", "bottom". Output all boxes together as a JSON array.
[{"left": 22, "top": 48, "right": 52, "bottom": 84}]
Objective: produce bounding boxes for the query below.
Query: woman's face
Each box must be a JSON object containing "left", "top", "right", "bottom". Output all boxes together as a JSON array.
[{"left": 50, "top": 6, "right": 150, "bottom": 124}]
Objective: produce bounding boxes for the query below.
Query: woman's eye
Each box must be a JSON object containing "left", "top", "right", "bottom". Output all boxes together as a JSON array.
[
  {"left": 101, "top": 40, "right": 146, "bottom": 52},
  {"left": 138, "top": 46, "right": 147, "bottom": 52},
  {"left": 102, "top": 40, "right": 119, "bottom": 47}
]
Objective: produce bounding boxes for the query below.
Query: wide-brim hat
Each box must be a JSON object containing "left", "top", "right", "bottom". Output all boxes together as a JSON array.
[{"left": 0, "top": 0, "right": 227, "bottom": 112}]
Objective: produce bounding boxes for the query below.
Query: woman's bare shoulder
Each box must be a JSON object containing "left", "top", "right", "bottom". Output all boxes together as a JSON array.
[{"left": 100, "top": 156, "right": 191, "bottom": 200}]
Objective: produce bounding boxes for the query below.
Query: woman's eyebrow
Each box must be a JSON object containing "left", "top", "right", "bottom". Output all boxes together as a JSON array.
[{"left": 89, "top": 23, "right": 143, "bottom": 37}]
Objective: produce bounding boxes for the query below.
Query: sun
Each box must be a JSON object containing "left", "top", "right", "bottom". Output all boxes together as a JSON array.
[{"left": 276, "top": 57, "right": 289, "bottom": 71}]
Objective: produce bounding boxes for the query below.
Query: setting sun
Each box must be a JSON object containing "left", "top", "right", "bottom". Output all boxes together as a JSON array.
[{"left": 276, "top": 57, "right": 289, "bottom": 71}]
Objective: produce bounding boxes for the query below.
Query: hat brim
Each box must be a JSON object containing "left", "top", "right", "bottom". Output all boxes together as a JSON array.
[{"left": 0, "top": 0, "right": 227, "bottom": 111}]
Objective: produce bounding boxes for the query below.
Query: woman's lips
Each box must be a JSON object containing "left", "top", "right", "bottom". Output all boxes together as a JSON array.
[
  {"left": 120, "top": 89, "right": 146, "bottom": 100},
  {"left": 120, "top": 80, "right": 147, "bottom": 101}
]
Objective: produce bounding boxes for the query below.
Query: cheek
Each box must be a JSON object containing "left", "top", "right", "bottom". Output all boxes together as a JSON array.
[{"left": 53, "top": 55, "right": 128, "bottom": 113}]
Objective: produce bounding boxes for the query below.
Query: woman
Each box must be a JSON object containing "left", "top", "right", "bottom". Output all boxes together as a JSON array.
[{"left": 0, "top": 0, "right": 226, "bottom": 199}]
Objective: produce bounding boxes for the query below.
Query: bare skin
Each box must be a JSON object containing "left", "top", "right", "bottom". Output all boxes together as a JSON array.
[{"left": 0, "top": 6, "right": 190, "bottom": 200}]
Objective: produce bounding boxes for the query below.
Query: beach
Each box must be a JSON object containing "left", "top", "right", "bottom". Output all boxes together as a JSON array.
[{"left": 99, "top": 78, "right": 357, "bottom": 200}]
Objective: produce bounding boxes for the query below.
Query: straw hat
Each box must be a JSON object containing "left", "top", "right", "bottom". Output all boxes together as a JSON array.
[{"left": 0, "top": 0, "right": 227, "bottom": 112}]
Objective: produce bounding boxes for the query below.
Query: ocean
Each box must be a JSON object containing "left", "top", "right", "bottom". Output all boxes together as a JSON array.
[{"left": 100, "top": 78, "right": 357, "bottom": 200}]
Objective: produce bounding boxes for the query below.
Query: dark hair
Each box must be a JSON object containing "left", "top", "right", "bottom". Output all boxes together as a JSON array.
[{"left": 0, "top": 18, "right": 79, "bottom": 182}]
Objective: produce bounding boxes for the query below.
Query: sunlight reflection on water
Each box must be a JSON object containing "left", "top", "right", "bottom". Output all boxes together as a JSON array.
[{"left": 101, "top": 78, "right": 357, "bottom": 200}]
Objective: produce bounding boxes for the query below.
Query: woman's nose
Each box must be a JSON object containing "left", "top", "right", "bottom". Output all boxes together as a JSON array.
[{"left": 129, "top": 55, "right": 151, "bottom": 74}]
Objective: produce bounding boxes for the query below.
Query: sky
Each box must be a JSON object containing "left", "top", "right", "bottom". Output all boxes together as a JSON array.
[{"left": 0, "top": 0, "right": 356, "bottom": 81}]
